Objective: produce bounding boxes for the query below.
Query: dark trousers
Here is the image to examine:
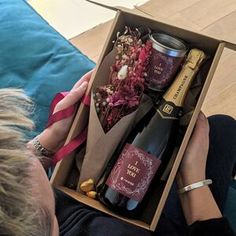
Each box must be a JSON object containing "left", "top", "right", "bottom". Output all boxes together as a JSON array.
[{"left": 159, "top": 115, "right": 236, "bottom": 235}]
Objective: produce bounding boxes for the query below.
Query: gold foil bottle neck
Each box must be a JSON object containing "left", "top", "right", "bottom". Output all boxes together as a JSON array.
[
  {"left": 163, "top": 48, "right": 206, "bottom": 107},
  {"left": 185, "top": 49, "right": 206, "bottom": 70}
]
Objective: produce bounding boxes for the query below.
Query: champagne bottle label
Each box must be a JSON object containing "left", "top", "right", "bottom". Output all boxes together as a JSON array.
[
  {"left": 106, "top": 144, "right": 161, "bottom": 202},
  {"left": 157, "top": 100, "right": 181, "bottom": 120},
  {"left": 163, "top": 49, "right": 206, "bottom": 107}
]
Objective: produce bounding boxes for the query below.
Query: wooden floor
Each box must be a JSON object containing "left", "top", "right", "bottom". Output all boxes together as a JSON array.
[{"left": 70, "top": 0, "right": 236, "bottom": 118}]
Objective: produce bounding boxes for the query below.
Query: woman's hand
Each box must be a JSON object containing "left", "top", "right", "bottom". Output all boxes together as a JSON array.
[
  {"left": 37, "top": 70, "right": 93, "bottom": 153},
  {"left": 177, "top": 111, "right": 210, "bottom": 188},
  {"left": 177, "top": 112, "right": 222, "bottom": 224}
]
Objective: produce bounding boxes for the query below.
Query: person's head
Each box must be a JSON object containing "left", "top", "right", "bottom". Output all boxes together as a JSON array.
[{"left": 0, "top": 89, "right": 58, "bottom": 236}]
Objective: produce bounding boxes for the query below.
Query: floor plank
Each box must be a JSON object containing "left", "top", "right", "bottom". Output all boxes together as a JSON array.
[
  {"left": 135, "top": 0, "right": 201, "bottom": 18},
  {"left": 202, "top": 10, "right": 236, "bottom": 44},
  {"left": 177, "top": 0, "right": 236, "bottom": 29},
  {"left": 160, "top": 12, "right": 202, "bottom": 32},
  {"left": 202, "top": 49, "right": 236, "bottom": 118}
]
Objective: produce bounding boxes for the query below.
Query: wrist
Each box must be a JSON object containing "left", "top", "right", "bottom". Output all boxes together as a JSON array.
[
  {"left": 27, "top": 139, "right": 54, "bottom": 171},
  {"left": 38, "top": 127, "right": 64, "bottom": 153},
  {"left": 177, "top": 172, "right": 206, "bottom": 189},
  {"left": 180, "top": 186, "right": 222, "bottom": 224}
]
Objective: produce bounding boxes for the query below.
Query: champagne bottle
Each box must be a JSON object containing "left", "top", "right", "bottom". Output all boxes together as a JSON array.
[{"left": 98, "top": 49, "right": 206, "bottom": 216}]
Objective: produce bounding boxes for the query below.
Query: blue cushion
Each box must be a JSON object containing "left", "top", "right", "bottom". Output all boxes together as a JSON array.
[
  {"left": 224, "top": 180, "right": 236, "bottom": 231},
  {"left": 0, "top": 0, "right": 95, "bottom": 138}
]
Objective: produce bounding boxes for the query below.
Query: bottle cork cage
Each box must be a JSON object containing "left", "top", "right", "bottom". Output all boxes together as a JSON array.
[{"left": 51, "top": 9, "right": 235, "bottom": 231}]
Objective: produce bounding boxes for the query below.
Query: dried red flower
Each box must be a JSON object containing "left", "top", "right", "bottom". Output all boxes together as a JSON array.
[{"left": 94, "top": 27, "right": 152, "bottom": 132}]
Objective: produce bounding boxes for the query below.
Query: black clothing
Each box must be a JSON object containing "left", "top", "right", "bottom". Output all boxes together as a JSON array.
[
  {"left": 56, "top": 190, "right": 235, "bottom": 236},
  {"left": 56, "top": 115, "right": 236, "bottom": 235},
  {"left": 189, "top": 218, "right": 235, "bottom": 236}
]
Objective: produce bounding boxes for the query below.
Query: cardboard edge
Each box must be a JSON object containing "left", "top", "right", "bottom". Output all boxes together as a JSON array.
[
  {"left": 85, "top": 0, "right": 148, "bottom": 16},
  {"left": 86, "top": 0, "right": 120, "bottom": 11},
  {"left": 57, "top": 186, "right": 151, "bottom": 230},
  {"left": 150, "top": 42, "right": 226, "bottom": 231},
  {"left": 50, "top": 152, "right": 75, "bottom": 186},
  {"left": 223, "top": 40, "right": 236, "bottom": 51}
]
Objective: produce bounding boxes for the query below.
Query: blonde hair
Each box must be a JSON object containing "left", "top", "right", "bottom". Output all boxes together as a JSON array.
[{"left": 0, "top": 89, "right": 51, "bottom": 235}]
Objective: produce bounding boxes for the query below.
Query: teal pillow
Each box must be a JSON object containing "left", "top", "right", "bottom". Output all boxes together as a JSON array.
[{"left": 0, "top": 0, "right": 95, "bottom": 138}]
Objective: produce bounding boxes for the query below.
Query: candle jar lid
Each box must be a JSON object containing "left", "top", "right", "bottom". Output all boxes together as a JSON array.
[{"left": 150, "top": 33, "right": 187, "bottom": 57}]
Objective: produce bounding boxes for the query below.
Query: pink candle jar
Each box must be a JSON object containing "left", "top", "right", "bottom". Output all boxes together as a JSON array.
[{"left": 146, "top": 33, "right": 187, "bottom": 91}]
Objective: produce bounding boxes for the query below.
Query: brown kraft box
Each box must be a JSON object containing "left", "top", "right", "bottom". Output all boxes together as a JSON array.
[{"left": 50, "top": 8, "right": 236, "bottom": 231}]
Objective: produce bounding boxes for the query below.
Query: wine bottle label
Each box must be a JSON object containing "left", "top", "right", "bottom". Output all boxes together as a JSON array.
[{"left": 106, "top": 143, "right": 161, "bottom": 202}]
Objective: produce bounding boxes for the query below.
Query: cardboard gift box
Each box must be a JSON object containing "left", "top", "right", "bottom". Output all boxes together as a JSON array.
[{"left": 51, "top": 8, "right": 236, "bottom": 231}]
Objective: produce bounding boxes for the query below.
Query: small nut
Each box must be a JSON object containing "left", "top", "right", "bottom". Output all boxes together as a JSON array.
[
  {"left": 80, "top": 179, "right": 94, "bottom": 192},
  {"left": 86, "top": 191, "right": 97, "bottom": 199}
]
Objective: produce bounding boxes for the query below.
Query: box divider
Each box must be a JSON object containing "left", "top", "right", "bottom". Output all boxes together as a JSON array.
[{"left": 57, "top": 186, "right": 151, "bottom": 230}]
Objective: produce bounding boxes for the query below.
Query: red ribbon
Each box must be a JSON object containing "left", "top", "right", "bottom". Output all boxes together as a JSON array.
[
  {"left": 82, "top": 95, "right": 91, "bottom": 106},
  {"left": 52, "top": 127, "right": 88, "bottom": 165},
  {"left": 46, "top": 92, "right": 90, "bottom": 165}
]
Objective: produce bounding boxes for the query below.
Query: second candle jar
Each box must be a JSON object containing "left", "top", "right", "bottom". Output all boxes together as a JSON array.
[{"left": 146, "top": 33, "right": 187, "bottom": 91}]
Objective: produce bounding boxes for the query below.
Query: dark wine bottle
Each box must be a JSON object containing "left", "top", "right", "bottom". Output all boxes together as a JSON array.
[{"left": 98, "top": 49, "right": 206, "bottom": 216}]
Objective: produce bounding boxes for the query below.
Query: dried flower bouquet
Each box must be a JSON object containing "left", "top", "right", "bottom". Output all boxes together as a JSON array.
[{"left": 93, "top": 27, "right": 152, "bottom": 132}]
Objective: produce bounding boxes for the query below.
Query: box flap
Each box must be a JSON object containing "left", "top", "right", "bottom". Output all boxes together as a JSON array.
[
  {"left": 223, "top": 41, "right": 236, "bottom": 51},
  {"left": 86, "top": 0, "right": 153, "bottom": 18},
  {"left": 86, "top": 0, "right": 149, "bottom": 11},
  {"left": 86, "top": 0, "right": 120, "bottom": 11}
]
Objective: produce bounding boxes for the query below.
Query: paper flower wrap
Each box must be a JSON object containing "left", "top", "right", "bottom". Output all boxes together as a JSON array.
[{"left": 94, "top": 27, "right": 152, "bottom": 132}]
